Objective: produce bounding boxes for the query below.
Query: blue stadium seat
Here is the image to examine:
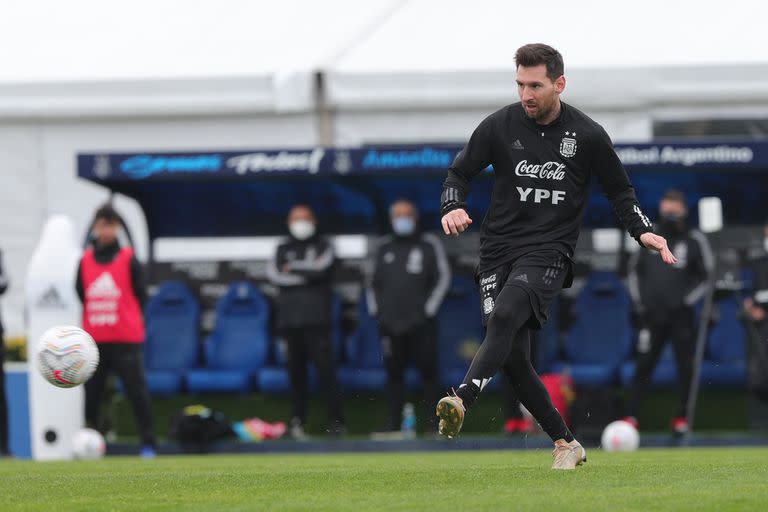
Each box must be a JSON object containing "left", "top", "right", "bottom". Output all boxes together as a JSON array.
[
  {"left": 187, "top": 282, "right": 270, "bottom": 393},
  {"left": 701, "top": 295, "right": 747, "bottom": 388},
  {"left": 337, "top": 293, "right": 386, "bottom": 391},
  {"left": 143, "top": 281, "right": 199, "bottom": 394},
  {"left": 258, "top": 295, "right": 345, "bottom": 393},
  {"left": 552, "top": 272, "right": 632, "bottom": 387}
]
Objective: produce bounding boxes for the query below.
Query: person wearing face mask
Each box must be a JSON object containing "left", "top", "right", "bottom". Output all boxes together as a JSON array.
[
  {"left": 625, "top": 189, "right": 714, "bottom": 434},
  {"left": 368, "top": 199, "right": 451, "bottom": 432},
  {"left": 266, "top": 205, "right": 344, "bottom": 439}
]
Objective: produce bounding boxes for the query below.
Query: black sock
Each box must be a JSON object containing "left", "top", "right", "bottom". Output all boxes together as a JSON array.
[
  {"left": 538, "top": 408, "right": 574, "bottom": 443},
  {"left": 455, "top": 382, "right": 480, "bottom": 410}
]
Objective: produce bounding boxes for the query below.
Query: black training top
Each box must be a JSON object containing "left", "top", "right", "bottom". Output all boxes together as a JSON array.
[{"left": 441, "top": 101, "right": 654, "bottom": 274}]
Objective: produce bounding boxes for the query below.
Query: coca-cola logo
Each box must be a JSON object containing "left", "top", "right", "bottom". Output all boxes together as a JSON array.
[{"left": 515, "top": 160, "right": 566, "bottom": 180}]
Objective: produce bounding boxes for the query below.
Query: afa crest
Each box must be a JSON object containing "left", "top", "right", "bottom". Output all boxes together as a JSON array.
[{"left": 560, "top": 135, "right": 577, "bottom": 158}]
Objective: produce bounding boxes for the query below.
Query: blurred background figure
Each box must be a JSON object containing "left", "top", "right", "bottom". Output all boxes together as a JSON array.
[
  {"left": 267, "top": 205, "right": 345, "bottom": 439},
  {"left": 744, "top": 221, "right": 768, "bottom": 401},
  {"left": 625, "top": 189, "right": 714, "bottom": 434},
  {"left": 744, "top": 221, "right": 768, "bottom": 332},
  {"left": 76, "top": 203, "right": 156, "bottom": 457},
  {"left": 368, "top": 199, "right": 450, "bottom": 432},
  {"left": 0, "top": 248, "right": 8, "bottom": 456}
]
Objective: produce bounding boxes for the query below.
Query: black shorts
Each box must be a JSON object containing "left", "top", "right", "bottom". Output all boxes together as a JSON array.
[{"left": 476, "top": 249, "right": 573, "bottom": 330}]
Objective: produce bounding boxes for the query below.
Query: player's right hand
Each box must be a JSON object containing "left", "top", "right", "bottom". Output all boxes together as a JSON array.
[
  {"left": 442, "top": 208, "right": 473, "bottom": 237},
  {"left": 639, "top": 232, "right": 677, "bottom": 265}
]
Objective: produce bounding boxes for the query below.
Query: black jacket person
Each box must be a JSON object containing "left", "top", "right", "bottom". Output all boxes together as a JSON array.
[
  {"left": 266, "top": 205, "right": 344, "bottom": 438},
  {"left": 368, "top": 200, "right": 451, "bottom": 430},
  {"left": 626, "top": 189, "right": 713, "bottom": 433}
]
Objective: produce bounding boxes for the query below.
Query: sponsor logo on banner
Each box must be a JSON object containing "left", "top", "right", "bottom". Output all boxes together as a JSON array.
[
  {"left": 361, "top": 147, "right": 453, "bottom": 170},
  {"left": 226, "top": 149, "right": 325, "bottom": 175},
  {"left": 515, "top": 160, "right": 566, "bottom": 180},
  {"left": 120, "top": 154, "right": 223, "bottom": 178},
  {"left": 93, "top": 155, "right": 112, "bottom": 179},
  {"left": 615, "top": 145, "right": 754, "bottom": 167},
  {"left": 334, "top": 151, "right": 353, "bottom": 174}
]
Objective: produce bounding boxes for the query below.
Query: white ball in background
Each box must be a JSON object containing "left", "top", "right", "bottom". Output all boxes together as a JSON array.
[
  {"left": 72, "top": 428, "right": 106, "bottom": 460},
  {"left": 36, "top": 326, "right": 99, "bottom": 388},
  {"left": 601, "top": 420, "right": 640, "bottom": 452}
]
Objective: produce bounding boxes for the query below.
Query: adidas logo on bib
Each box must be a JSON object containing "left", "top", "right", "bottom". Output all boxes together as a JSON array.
[{"left": 86, "top": 272, "right": 122, "bottom": 299}]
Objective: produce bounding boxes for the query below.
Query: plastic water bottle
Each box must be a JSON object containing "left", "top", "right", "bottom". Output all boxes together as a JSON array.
[{"left": 401, "top": 402, "right": 416, "bottom": 439}]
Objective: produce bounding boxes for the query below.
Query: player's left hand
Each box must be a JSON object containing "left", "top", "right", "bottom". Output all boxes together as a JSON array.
[{"left": 639, "top": 232, "right": 677, "bottom": 265}]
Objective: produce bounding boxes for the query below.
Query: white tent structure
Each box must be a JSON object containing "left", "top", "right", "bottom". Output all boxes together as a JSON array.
[
  {"left": 327, "top": 0, "right": 768, "bottom": 144},
  {"left": 0, "top": 0, "right": 401, "bottom": 335},
  {"left": 1, "top": 0, "right": 767, "bottom": 336}
]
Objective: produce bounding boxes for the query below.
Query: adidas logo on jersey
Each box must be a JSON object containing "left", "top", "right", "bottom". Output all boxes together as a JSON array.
[
  {"left": 513, "top": 274, "right": 529, "bottom": 283},
  {"left": 512, "top": 139, "right": 525, "bottom": 150},
  {"left": 86, "top": 272, "right": 122, "bottom": 299}
]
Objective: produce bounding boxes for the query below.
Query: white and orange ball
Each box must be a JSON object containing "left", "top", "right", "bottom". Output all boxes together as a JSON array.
[{"left": 37, "top": 326, "right": 99, "bottom": 388}]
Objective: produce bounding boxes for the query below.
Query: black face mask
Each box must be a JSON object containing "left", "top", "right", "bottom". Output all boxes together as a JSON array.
[{"left": 658, "top": 213, "right": 686, "bottom": 233}]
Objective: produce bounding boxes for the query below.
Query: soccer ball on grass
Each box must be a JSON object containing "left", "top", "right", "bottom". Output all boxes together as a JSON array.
[{"left": 601, "top": 420, "right": 640, "bottom": 452}]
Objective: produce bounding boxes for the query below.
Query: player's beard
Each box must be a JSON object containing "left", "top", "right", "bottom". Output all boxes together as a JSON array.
[{"left": 524, "top": 97, "right": 557, "bottom": 123}]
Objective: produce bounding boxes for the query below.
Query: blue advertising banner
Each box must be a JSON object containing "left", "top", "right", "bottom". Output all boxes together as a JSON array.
[{"left": 78, "top": 141, "right": 768, "bottom": 182}]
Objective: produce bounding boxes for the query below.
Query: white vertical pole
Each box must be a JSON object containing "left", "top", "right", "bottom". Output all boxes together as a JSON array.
[{"left": 684, "top": 197, "right": 723, "bottom": 443}]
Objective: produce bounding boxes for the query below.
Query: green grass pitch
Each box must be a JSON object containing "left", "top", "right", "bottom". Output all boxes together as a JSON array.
[{"left": 1, "top": 447, "right": 766, "bottom": 511}]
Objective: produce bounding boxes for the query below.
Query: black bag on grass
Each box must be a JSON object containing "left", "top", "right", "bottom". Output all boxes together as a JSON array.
[{"left": 168, "top": 405, "right": 235, "bottom": 453}]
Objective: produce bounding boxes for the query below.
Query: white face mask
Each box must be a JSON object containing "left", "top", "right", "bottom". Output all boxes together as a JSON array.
[
  {"left": 763, "top": 237, "right": 768, "bottom": 253},
  {"left": 392, "top": 216, "right": 416, "bottom": 236},
  {"left": 289, "top": 220, "right": 316, "bottom": 241}
]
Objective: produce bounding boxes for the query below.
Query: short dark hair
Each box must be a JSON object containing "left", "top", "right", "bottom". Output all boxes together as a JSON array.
[
  {"left": 94, "top": 203, "right": 122, "bottom": 224},
  {"left": 661, "top": 189, "right": 687, "bottom": 205},
  {"left": 515, "top": 43, "right": 564, "bottom": 82}
]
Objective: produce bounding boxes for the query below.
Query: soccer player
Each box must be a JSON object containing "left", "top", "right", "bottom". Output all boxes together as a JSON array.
[{"left": 435, "top": 43, "right": 677, "bottom": 470}]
